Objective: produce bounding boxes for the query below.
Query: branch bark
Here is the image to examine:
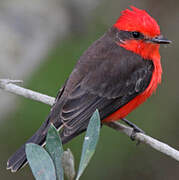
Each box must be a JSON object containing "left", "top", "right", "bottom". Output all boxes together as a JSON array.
[{"left": 1, "top": 79, "right": 179, "bottom": 162}]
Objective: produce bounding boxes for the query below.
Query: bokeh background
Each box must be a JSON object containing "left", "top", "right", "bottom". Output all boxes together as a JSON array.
[{"left": 0, "top": 0, "right": 179, "bottom": 179}]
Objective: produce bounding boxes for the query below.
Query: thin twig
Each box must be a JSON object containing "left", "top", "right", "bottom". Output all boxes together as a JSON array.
[
  {"left": 0, "top": 79, "right": 55, "bottom": 106},
  {"left": 0, "top": 79, "right": 179, "bottom": 162},
  {"left": 106, "top": 122, "right": 179, "bottom": 161}
]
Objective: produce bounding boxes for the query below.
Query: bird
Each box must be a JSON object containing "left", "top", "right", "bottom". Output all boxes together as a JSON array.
[{"left": 7, "top": 6, "right": 171, "bottom": 172}]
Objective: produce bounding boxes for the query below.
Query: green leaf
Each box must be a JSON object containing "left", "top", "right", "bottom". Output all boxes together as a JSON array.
[
  {"left": 26, "top": 143, "right": 56, "bottom": 180},
  {"left": 76, "top": 109, "right": 101, "bottom": 180},
  {"left": 46, "top": 124, "right": 64, "bottom": 180},
  {"left": 62, "top": 149, "right": 76, "bottom": 180}
]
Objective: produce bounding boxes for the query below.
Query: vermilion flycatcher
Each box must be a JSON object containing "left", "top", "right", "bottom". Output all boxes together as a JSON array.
[{"left": 7, "top": 6, "right": 171, "bottom": 172}]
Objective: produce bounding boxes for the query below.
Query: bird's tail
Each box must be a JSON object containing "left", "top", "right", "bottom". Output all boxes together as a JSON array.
[
  {"left": 7, "top": 118, "right": 86, "bottom": 172},
  {"left": 7, "top": 117, "right": 55, "bottom": 172}
]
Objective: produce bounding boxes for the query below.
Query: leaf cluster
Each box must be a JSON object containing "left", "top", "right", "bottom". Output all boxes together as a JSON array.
[{"left": 26, "top": 110, "right": 100, "bottom": 180}]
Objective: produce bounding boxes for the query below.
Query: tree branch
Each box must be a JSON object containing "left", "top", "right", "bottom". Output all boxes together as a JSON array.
[
  {"left": 0, "top": 79, "right": 55, "bottom": 106},
  {"left": 1, "top": 79, "right": 179, "bottom": 162}
]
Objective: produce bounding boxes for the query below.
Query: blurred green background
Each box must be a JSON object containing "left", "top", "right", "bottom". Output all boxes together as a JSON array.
[{"left": 1, "top": 0, "right": 179, "bottom": 179}]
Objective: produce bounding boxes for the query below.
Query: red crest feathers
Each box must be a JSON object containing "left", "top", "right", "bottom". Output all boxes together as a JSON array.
[{"left": 114, "top": 6, "right": 160, "bottom": 38}]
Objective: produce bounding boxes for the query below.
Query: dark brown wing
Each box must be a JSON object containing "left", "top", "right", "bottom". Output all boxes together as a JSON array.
[{"left": 49, "top": 30, "right": 154, "bottom": 143}]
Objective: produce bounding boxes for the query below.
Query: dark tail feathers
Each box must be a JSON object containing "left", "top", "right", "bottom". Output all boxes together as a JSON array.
[
  {"left": 7, "top": 120, "right": 50, "bottom": 172},
  {"left": 7, "top": 119, "right": 86, "bottom": 172}
]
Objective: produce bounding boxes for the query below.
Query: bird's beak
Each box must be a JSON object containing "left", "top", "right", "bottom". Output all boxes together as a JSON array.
[{"left": 151, "top": 35, "right": 172, "bottom": 44}]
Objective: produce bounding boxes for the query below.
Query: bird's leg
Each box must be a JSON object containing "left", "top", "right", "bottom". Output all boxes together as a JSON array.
[{"left": 121, "top": 118, "right": 145, "bottom": 142}]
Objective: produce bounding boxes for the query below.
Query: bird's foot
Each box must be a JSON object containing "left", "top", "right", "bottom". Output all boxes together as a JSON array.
[{"left": 121, "top": 118, "right": 145, "bottom": 144}]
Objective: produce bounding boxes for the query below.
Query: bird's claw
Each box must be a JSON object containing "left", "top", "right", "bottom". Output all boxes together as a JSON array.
[
  {"left": 121, "top": 118, "right": 145, "bottom": 144},
  {"left": 130, "top": 129, "right": 141, "bottom": 145}
]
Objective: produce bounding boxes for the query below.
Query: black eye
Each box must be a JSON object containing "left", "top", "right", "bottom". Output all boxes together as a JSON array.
[{"left": 132, "top": 31, "right": 140, "bottom": 38}]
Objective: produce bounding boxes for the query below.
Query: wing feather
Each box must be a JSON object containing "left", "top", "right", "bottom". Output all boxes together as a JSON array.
[{"left": 49, "top": 31, "right": 154, "bottom": 141}]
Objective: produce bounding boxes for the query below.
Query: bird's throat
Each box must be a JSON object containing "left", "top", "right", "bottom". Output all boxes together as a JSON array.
[{"left": 118, "top": 39, "right": 160, "bottom": 61}]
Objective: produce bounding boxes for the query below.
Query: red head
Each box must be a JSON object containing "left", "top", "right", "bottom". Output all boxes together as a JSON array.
[
  {"left": 113, "top": 6, "right": 171, "bottom": 60},
  {"left": 114, "top": 6, "right": 160, "bottom": 38}
]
